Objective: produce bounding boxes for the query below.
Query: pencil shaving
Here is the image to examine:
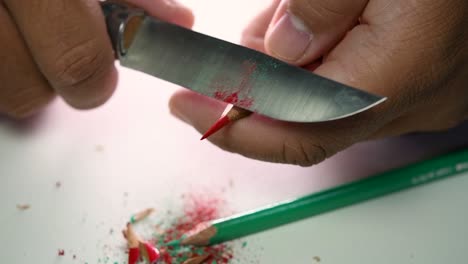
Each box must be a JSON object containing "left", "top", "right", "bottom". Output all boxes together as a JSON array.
[
  {"left": 16, "top": 204, "right": 31, "bottom": 211},
  {"left": 182, "top": 254, "right": 210, "bottom": 264},
  {"left": 130, "top": 207, "right": 155, "bottom": 223},
  {"left": 124, "top": 222, "right": 161, "bottom": 264},
  {"left": 226, "top": 106, "right": 251, "bottom": 121},
  {"left": 182, "top": 225, "right": 217, "bottom": 246}
]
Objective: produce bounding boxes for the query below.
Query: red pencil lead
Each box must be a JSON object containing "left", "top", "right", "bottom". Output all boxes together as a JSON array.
[
  {"left": 200, "top": 106, "right": 252, "bottom": 140},
  {"left": 123, "top": 223, "right": 161, "bottom": 264},
  {"left": 200, "top": 115, "right": 231, "bottom": 140}
]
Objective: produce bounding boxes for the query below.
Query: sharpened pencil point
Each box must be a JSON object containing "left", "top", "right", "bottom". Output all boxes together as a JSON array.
[
  {"left": 201, "top": 106, "right": 253, "bottom": 140},
  {"left": 200, "top": 115, "right": 231, "bottom": 140}
]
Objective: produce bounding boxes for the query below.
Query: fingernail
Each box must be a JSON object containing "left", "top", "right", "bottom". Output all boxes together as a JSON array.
[{"left": 267, "top": 13, "right": 313, "bottom": 62}]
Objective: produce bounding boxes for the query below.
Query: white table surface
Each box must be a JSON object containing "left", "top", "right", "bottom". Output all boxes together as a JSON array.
[{"left": 1, "top": 1, "right": 468, "bottom": 263}]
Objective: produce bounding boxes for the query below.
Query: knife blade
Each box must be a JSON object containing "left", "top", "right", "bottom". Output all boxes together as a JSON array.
[{"left": 101, "top": 1, "right": 386, "bottom": 122}]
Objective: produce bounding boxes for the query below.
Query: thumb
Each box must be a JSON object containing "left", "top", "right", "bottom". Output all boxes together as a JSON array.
[{"left": 264, "top": 0, "right": 367, "bottom": 65}]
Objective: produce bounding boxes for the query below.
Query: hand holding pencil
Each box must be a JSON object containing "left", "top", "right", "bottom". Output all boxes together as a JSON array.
[{"left": 170, "top": 0, "right": 468, "bottom": 165}]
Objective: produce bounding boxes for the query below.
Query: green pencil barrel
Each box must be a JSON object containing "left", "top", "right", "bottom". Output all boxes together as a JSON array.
[{"left": 210, "top": 149, "right": 468, "bottom": 245}]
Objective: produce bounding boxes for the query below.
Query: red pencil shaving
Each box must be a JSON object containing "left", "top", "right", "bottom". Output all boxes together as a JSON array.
[
  {"left": 200, "top": 106, "right": 252, "bottom": 140},
  {"left": 123, "top": 223, "right": 160, "bottom": 264}
]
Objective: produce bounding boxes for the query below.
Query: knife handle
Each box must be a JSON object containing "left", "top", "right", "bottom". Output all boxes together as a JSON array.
[{"left": 100, "top": 1, "right": 145, "bottom": 59}]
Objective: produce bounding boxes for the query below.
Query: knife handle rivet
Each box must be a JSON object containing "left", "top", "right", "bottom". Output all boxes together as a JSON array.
[{"left": 100, "top": 1, "right": 145, "bottom": 59}]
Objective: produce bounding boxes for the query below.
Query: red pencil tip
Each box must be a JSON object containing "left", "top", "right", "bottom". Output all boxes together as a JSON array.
[{"left": 200, "top": 115, "right": 231, "bottom": 140}]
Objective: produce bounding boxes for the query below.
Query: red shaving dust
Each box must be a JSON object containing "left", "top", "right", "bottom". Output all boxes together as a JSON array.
[
  {"left": 213, "top": 91, "right": 254, "bottom": 108},
  {"left": 152, "top": 194, "right": 234, "bottom": 264},
  {"left": 211, "top": 60, "right": 257, "bottom": 108}
]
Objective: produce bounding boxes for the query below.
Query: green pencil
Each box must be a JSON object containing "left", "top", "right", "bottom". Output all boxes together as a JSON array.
[{"left": 168, "top": 148, "right": 468, "bottom": 246}]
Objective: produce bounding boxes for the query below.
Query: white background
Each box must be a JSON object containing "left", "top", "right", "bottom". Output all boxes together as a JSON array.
[{"left": 1, "top": 0, "right": 468, "bottom": 263}]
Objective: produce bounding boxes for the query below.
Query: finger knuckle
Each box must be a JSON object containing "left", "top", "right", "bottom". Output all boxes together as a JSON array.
[
  {"left": 3, "top": 91, "right": 54, "bottom": 119},
  {"left": 289, "top": 0, "right": 349, "bottom": 24},
  {"left": 52, "top": 38, "right": 110, "bottom": 89},
  {"left": 282, "top": 137, "right": 328, "bottom": 167}
]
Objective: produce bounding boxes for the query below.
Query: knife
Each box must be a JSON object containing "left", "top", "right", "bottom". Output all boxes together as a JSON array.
[{"left": 100, "top": 1, "right": 386, "bottom": 122}]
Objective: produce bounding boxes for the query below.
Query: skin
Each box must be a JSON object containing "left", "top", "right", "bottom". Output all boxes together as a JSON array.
[
  {"left": 169, "top": 0, "right": 468, "bottom": 166},
  {"left": 0, "top": 0, "right": 194, "bottom": 118}
]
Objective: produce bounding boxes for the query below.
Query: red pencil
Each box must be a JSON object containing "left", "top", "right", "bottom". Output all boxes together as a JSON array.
[{"left": 200, "top": 106, "right": 252, "bottom": 140}]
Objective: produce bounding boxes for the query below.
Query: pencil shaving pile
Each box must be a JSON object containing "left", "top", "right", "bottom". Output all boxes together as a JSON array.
[{"left": 122, "top": 195, "right": 235, "bottom": 264}]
